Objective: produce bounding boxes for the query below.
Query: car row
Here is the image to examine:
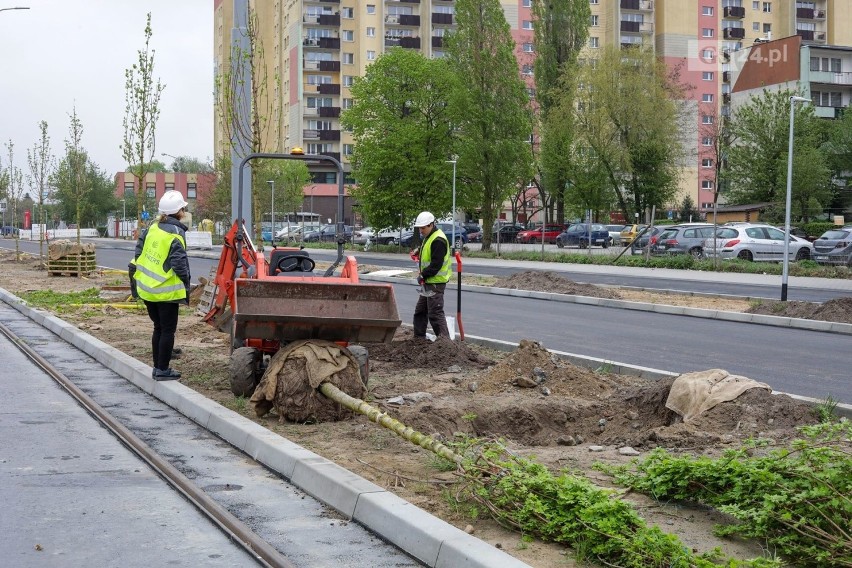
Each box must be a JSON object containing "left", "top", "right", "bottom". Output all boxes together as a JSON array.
[
  {"left": 555, "top": 224, "right": 610, "bottom": 248},
  {"left": 702, "top": 224, "right": 813, "bottom": 262},
  {"left": 812, "top": 226, "right": 852, "bottom": 267}
]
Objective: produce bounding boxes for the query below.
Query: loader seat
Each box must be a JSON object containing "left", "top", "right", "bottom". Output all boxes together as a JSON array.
[{"left": 269, "top": 250, "right": 316, "bottom": 275}]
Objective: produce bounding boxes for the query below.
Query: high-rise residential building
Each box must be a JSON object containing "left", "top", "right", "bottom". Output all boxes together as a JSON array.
[{"left": 214, "top": 0, "right": 851, "bottom": 221}]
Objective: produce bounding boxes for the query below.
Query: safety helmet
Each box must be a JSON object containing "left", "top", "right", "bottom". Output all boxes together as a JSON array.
[
  {"left": 413, "top": 211, "right": 435, "bottom": 228},
  {"left": 158, "top": 190, "right": 189, "bottom": 215}
]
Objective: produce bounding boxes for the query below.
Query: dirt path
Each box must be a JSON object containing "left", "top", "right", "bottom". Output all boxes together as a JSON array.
[{"left": 0, "top": 248, "right": 839, "bottom": 567}]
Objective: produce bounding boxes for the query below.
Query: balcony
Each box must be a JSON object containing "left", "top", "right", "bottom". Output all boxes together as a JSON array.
[
  {"left": 815, "top": 32, "right": 827, "bottom": 42},
  {"left": 723, "top": 6, "right": 745, "bottom": 18},
  {"left": 304, "top": 129, "right": 320, "bottom": 140},
  {"left": 723, "top": 70, "right": 731, "bottom": 83},
  {"left": 319, "top": 151, "right": 341, "bottom": 162},
  {"left": 620, "top": 0, "right": 653, "bottom": 11},
  {"left": 810, "top": 71, "right": 852, "bottom": 85},
  {"left": 303, "top": 129, "right": 341, "bottom": 141},
  {"left": 432, "top": 36, "right": 443, "bottom": 48},
  {"left": 621, "top": 20, "right": 653, "bottom": 33},
  {"left": 797, "top": 29, "right": 814, "bottom": 41},
  {"left": 319, "top": 106, "right": 341, "bottom": 117},
  {"left": 303, "top": 13, "right": 341, "bottom": 26},
  {"left": 813, "top": 105, "right": 844, "bottom": 119},
  {"left": 318, "top": 60, "right": 340, "bottom": 72},
  {"left": 723, "top": 27, "right": 745, "bottom": 40},
  {"left": 318, "top": 83, "right": 341, "bottom": 94},
  {"left": 386, "top": 0, "right": 420, "bottom": 4},
  {"left": 303, "top": 60, "right": 320, "bottom": 70},
  {"left": 797, "top": 8, "right": 825, "bottom": 20},
  {"left": 319, "top": 37, "right": 340, "bottom": 49},
  {"left": 432, "top": 13, "right": 452, "bottom": 25},
  {"left": 400, "top": 36, "right": 421, "bottom": 48},
  {"left": 722, "top": 92, "right": 731, "bottom": 103}
]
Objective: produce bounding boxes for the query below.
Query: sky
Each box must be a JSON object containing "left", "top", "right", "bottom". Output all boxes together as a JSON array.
[{"left": 0, "top": 0, "right": 213, "bottom": 186}]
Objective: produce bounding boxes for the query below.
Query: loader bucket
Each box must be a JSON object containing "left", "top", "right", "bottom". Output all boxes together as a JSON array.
[{"left": 232, "top": 278, "right": 401, "bottom": 344}]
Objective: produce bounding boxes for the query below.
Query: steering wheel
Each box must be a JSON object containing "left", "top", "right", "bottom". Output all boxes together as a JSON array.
[{"left": 276, "top": 255, "right": 315, "bottom": 273}]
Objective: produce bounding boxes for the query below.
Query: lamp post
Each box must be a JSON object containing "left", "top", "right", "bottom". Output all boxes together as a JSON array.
[
  {"left": 445, "top": 157, "right": 457, "bottom": 249},
  {"left": 267, "top": 180, "right": 275, "bottom": 244},
  {"left": 122, "top": 199, "right": 126, "bottom": 238},
  {"left": 781, "top": 95, "right": 811, "bottom": 302},
  {"left": 161, "top": 152, "right": 178, "bottom": 170}
]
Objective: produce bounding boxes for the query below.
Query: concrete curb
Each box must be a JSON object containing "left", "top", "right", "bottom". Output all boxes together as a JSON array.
[
  {"left": 0, "top": 287, "right": 530, "bottom": 568},
  {"left": 359, "top": 274, "right": 852, "bottom": 336}
]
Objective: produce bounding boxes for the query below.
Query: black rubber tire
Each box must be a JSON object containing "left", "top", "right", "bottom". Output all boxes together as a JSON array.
[
  {"left": 602, "top": 239, "right": 609, "bottom": 249},
  {"left": 795, "top": 247, "right": 809, "bottom": 261},
  {"left": 689, "top": 247, "right": 704, "bottom": 260},
  {"left": 738, "top": 249, "right": 754, "bottom": 262},
  {"left": 529, "top": 237, "right": 537, "bottom": 244},
  {"left": 230, "top": 347, "right": 261, "bottom": 397},
  {"left": 556, "top": 239, "right": 564, "bottom": 249}
]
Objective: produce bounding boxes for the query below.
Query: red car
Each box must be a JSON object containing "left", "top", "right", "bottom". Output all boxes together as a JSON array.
[{"left": 515, "top": 224, "right": 565, "bottom": 244}]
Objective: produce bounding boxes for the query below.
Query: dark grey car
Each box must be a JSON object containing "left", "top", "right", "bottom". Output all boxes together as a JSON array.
[
  {"left": 812, "top": 227, "right": 852, "bottom": 267},
  {"left": 652, "top": 224, "right": 716, "bottom": 258}
]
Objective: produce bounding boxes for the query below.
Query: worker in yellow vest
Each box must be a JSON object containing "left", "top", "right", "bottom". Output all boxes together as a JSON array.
[
  {"left": 412, "top": 211, "right": 451, "bottom": 338},
  {"left": 129, "top": 190, "right": 191, "bottom": 380}
]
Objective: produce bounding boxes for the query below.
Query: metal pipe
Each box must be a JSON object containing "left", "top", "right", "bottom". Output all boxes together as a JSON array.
[{"left": 782, "top": 96, "right": 811, "bottom": 301}]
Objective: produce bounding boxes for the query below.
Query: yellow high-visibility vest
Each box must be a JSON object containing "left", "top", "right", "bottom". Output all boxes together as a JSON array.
[
  {"left": 420, "top": 228, "right": 451, "bottom": 284},
  {"left": 132, "top": 223, "right": 187, "bottom": 302}
]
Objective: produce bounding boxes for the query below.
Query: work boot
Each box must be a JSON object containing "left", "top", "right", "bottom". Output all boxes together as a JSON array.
[{"left": 153, "top": 368, "right": 181, "bottom": 381}]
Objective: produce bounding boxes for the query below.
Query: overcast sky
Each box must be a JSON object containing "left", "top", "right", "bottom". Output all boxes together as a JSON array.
[{"left": 0, "top": 0, "right": 213, "bottom": 186}]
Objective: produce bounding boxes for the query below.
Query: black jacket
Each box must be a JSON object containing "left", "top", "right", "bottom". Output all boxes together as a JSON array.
[{"left": 128, "top": 216, "right": 191, "bottom": 302}]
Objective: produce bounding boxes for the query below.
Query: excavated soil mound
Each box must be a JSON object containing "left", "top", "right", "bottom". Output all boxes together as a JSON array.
[
  {"left": 364, "top": 327, "right": 493, "bottom": 371},
  {"left": 747, "top": 297, "right": 852, "bottom": 323},
  {"left": 388, "top": 340, "right": 821, "bottom": 449},
  {"left": 495, "top": 270, "right": 622, "bottom": 299}
]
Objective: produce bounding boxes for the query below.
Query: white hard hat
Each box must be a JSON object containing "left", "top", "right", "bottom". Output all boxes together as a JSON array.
[
  {"left": 413, "top": 211, "right": 435, "bottom": 227},
  {"left": 158, "top": 190, "right": 189, "bottom": 215}
]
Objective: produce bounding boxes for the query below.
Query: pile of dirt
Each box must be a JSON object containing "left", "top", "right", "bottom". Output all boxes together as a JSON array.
[
  {"left": 363, "top": 327, "right": 493, "bottom": 371},
  {"left": 747, "top": 297, "right": 852, "bottom": 323},
  {"left": 494, "top": 270, "right": 621, "bottom": 299}
]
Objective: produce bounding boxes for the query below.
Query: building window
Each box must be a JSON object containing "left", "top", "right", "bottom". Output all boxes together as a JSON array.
[
  {"left": 831, "top": 58, "right": 842, "bottom": 72},
  {"left": 123, "top": 182, "right": 134, "bottom": 195},
  {"left": 343, "top": 144, "right": 354, "bottom": 156},
  {"left": 307, "top": 96, "right": 334, "bottom": 108},
  {"left": 366, "top": 4, "right": 375, "bottom": 14},
  {"left": 187, "top": 183, "right": 197, "bottom": 199},
  {"left": 702, "top": 115, "right": 714, "bottom": 124},
  {"left": 311, "top": 172, "right": 337, "bottom": 184},
  {"left": 702, "top": 28, "right": 714, "bottom": 38},
  {"left": 366, "top": 26, "right": 375, "bottom": 37},
  {"left": 590, "top": 14, "right": 598, "bottom": 26},
  {"left": 342, "top": 30, "right": 354, "bottom": 41},
  {"left": 341, "top": 7, "right": 353, "bottom": 18},
  {"left": 343, "top": 52, "right": 354, "bottom": 64},
  {"left": 343, "top": 75, "right": 355, "bottom": 87},
  {"left": 702, "top": 180, "right": 715, "bottom": 189},
  {"left": 702, "top": 136, "right": 713, "bottom": 146},
  {"left": 702, "top": 158, "right": 714, "bottom": 168},
  {"left": 366, "top": 50, "right": 376, "bottom": 60},
  {"left": 701, "top": 48, "right": 715, "bottom": 62},
  {"left": 752, "top": 0, "right": 759, "bottom": 8},
  {"left": 590, "top": 0, "right": 599, "bottom": 4},
  {"left": 702, "top": 6, "right": 713, "bottom": 16},
  {"left": 763, "top": 23, "right": 771, "bottom": 33},
  {"left": 523, "top": 0, "right": 531, "bottom": 6},
  {"left": 522, "top": 63, "right": 533, "bottom": 75},
  {"left": 753, "top": 21, "right": 760, "bottom": 31},
  {"left": 146, "top": 183, "right": 156, "bottom": 198},
  {"left": 702, "top": 93, "right": 714, "bottom": 102},
  {"left": 762, "top": 2, "right": 771, "bottom": 12},
  {"left": 526, "top": 87, "right": 536, "bottom": 98},
  {"left": 165, "top": 182, "right": 174, "bottom": 191},
  {"left": 342, "top": 98, "right": 353, "bottom": 109},
  {"left": 522, "top": 20, "right": 533, "bottom": 30},
  {"left": 589, "top": 37, "right": 599, "bottom": 48},
  {"left": 702, "top": 71, "right": 714, "bottom": 81},
  {"left": 522, "top": 42, "right": 534, "bottom": 52}
]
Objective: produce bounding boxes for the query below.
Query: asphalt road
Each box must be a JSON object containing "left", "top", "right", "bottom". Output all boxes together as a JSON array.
[{"left": 3, "top": 238, "right": 850, "bottom": 403}]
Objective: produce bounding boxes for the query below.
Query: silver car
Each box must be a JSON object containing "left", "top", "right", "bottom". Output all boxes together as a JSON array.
[
  {"left": 703, "top": 224, "right": 813, "bottom": 262},
  {"left": 652, "top": 224, "right": 716, "bottom": 258}
]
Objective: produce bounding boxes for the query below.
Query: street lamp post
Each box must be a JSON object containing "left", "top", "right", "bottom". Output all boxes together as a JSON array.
[
  {"left": 446, "top": 158, "right": 457, "bottom": 249},
  {"left": 122, "top": 199, "right": 126, "bottom": 238},
  {"left": 267, "top": 180, "right": 275, "bottom": 245},
  {"left": 781, "top": 95, "right": 811, "bottom": 302},
  {"left": 161, "top": 152, "right": 178, "bottom": 169}
]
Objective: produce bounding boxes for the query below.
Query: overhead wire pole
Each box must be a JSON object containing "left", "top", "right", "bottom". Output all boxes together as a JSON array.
[
  {"left": 230, "top": 0, "right": 253, "bottom": 230},
  {"left": 782, "top": 95, "right": 811, "bottom": 301}
]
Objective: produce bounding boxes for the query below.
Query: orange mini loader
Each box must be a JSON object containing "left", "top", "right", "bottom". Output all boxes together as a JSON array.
[{"left": 201, "top": 152, "right": 401, "bottom": 396}]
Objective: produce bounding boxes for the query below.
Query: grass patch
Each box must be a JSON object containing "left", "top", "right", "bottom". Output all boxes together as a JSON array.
[{"left": 19, "top": 288, "right": 106, "bottom": 310}]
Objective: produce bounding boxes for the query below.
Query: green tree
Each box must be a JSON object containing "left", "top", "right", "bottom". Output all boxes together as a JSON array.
[
  {"left": 126, "top": 159, "right": 167, "bottom": 173},
  {"left": 341, "top": 48, "right": 457, "bottom": 230},
  {"left": 26, "top": 121, "right": 55, "bottom": 259},
  {"left": 121, "top": 12, "right": 164, "bottom": 231},
  {"left": 255, "top": 159, "right": 311, "bottom": 232},
  {"left": 445, "top": 0, "right": 534, "bottom": 251},
  {"left": 3, "top": 140, "right": 26, "bottom": 259},
  {"left": 726, "top": 89, "right": 808, "bottom": 206},
  {"left": 782, "top": 144, "right": 831, "bottom": 222},
  {"left": 165, "top": 155, "right": 212, "bottom": 174},
  {"left": 678, "top": 195, "right": 701, "bottom": 222},
  {"left": 821, "top": 106, "right": 852, "bottom": 215},
  {"left": 568, "top": 47, "right": 685, "bottom": 220},
  {"left": 195, "top": 153, "right": 232, "bottom": 233},
  {"left": 52, "top": 152, "right": 117, "bottom": 232},
  {"left": 532, "top": 0, "right": 590, "bottom": 224}
]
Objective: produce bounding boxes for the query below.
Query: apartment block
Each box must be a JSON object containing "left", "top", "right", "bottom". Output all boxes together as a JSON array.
[{"left": 214, "top": 0, "right": 852, "bottom": 222}]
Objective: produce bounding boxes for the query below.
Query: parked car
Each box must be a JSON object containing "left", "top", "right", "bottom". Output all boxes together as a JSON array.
[
  {"left": 651, "top": 224, "right": 716, "bottom": 258},
  {"left": 467, "top": 230, "right": 482, "bottom": 243},
  {"left": 492, "top": 224, "right": 525, "bottom": 243},
  {"left": 629, "top": 226, "right": 667, "bottom": 254},
  {"left": 374, "top": 227, "right": 409, "bottom": 245},
  {"left": 606, "top": 224, "right": 627, "bottom": 246},
  {"left": 619, "top": 224, "right": 643, "bottom": 247},
  {"left": 703, "top": 224, "right": 814, "bottom": 262},
  {"left": 556, "top": 223, "right": 610, "bottom": 248},
  {"left": 515, "top": 224, "right": 564, "bottom": 244},
  {"left": 811, "top": 227, "right": 852, "bottom": 267},
  {"left": 303, "top": 224, "right": 354, "bottom": 243},
  {"left": 462, "top": 222, "right": 481, "bottom": 235},
  {"left": 351, "top": 227, "right": 375, "bottom": 245}
]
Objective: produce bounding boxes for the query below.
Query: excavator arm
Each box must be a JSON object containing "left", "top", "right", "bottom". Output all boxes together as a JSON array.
[{"left": 201, "top": 221, "right": 260, "bottom": 334}]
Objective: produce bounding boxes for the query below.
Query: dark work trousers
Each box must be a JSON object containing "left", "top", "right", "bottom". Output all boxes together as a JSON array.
[
  {"left": 413, "top": 283, "right": 450, "bottom": 337},
  {"left": 144, "top": 301, "right": 180, "bottom": 371}
]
